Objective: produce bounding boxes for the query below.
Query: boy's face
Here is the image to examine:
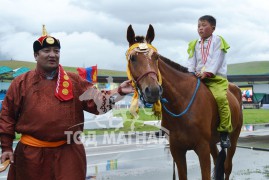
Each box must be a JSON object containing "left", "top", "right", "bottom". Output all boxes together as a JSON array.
[{"left": 197, "top": 20, "right": 215, "bottom": 39}]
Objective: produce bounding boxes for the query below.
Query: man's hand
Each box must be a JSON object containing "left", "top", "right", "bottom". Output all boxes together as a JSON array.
[
  {"left": 118, "top": 80, "right": 135, "bottom": 95},
  {"left": 1, "top": 151, "right": 14, "bottom": 164}
]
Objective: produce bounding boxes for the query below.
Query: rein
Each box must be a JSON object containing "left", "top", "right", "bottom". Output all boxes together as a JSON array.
[
  {"left": 161, "top": 77, "right": 201, "bottom": 117},
  {"left": 137, "top": 85, "right": 154, "bottom": 108}
]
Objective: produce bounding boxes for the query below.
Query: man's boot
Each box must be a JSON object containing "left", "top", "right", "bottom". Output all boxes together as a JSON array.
[{"left": 220, "top": 132, "right": 231, "bottom": 148}]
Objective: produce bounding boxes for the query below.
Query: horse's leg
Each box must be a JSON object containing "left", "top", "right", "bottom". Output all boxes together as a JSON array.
[
  {"left": 171, "top": 148, "right": 187, "bottom": 180},
  {"left": 210, "top": 142, "right": 219, "bottom": 165},
  {"left": 195, "top": 143, "right": 211, "bottom": 180},
  {"left": 175, "top": 150, "right": 187, "bottom": 180},
  {"left": 224, "top": 127, "right": 241, "bottom": 180}
]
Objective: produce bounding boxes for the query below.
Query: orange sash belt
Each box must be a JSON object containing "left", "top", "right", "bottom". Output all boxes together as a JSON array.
[{"left": 20, "top": 134, "right": 67, "bottom": 147}]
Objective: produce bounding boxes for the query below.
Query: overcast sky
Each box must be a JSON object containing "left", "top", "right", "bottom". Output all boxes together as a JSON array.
[{"left": 0, "top": 0, "right": 269, "bottom": 71}]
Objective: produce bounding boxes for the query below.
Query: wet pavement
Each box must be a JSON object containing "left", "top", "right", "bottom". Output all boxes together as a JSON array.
[
  {"left": 87, "top": 147, "right": 269, "bottom": 180},
  {"left": 83, "top": 131, "right": 269, "bottom": 180},
  {"left": 238, "top": 129, "right": 269, "bottom": 149},
  {"left": 0, "top": 128, "right": 269, "bottom": 180}
]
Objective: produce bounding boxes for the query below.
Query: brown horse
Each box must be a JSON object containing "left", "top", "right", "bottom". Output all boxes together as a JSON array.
[{"left": 126, "top": 24, "right": 243, "bottom": 180}]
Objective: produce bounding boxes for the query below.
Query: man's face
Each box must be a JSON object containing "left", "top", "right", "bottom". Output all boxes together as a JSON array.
[
  {"left": 34, "top": 46, "right": 60, "bottom": 72},
  {"left": 197, "top": 20, "right": 215, "bottom": 39}
]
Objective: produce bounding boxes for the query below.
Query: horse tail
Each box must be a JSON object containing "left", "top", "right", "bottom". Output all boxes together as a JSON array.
[{"left": 214, "top": 148, "right": 226, "bottom": 180}]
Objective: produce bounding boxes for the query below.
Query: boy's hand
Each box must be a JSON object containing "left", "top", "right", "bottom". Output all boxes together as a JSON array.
[
  {"left": 195, "top": 72, "right": 207, "bottom": 80},
  {"left": 195, "top": 72, "right": 213, "bottom": 80}
]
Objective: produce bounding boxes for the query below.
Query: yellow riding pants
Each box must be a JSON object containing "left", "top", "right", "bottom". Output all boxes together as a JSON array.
[{"left": 203, "top": 75, "right": 233, "bottom": 133}]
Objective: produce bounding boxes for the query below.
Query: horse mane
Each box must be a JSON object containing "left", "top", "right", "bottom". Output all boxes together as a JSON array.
[{"left": 159, "top": 55, "right": 189, "bottom": 73}]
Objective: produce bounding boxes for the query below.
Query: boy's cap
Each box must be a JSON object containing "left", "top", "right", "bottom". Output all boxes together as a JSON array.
[{"left": 33, "top": 25, "right": 61, "bottom": 52}]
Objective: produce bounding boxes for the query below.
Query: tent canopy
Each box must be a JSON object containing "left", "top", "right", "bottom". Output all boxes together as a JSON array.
[
  {"left": 13, "top": 67, "right": 30, "bottom": 77},
  {"left": 253, "top": 93, "right": 265, "bottom": 103},
  {"left": 0, "top": 66, "right": 13, "bottom": 75}
]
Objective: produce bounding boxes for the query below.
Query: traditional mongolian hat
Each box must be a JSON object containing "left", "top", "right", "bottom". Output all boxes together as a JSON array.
[
  {"left": 33, "top": 25, "right": 73, "bottom": 101},
  {"left": 33, "top": 25, "right": 61, "bottom": 52}
]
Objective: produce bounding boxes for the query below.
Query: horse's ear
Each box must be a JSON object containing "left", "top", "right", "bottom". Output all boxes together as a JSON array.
[
  {"left": 127, "top": 25, "right": 135, "bottom": 46},
  {"left": 146, "top": 24, "right": 155, "bottom": 44}
]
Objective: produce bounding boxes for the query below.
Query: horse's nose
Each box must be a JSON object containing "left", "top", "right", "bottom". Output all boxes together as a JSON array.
[{"left": 145, "top": 85, "right": 163, "bottom": 98}]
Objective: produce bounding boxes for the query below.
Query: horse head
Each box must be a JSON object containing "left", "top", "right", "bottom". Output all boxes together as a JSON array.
[{"left": 126, "top": 24, "right": 163, "bottom": 104}]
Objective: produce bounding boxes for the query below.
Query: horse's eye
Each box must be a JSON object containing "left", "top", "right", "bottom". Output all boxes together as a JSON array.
[
  {"left": 152, "top": 53, "right": 159, "bottom": 60},
  {"left": 130, "top": 55, "right": 136, "bottom": 62}
]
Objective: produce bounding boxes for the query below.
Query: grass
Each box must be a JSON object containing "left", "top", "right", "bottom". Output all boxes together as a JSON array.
[
  {"left": 84, "top": 108, "right": 160, "bottom": 135},
  {"left": 243, "top": 109, "right": 269, "bottom": 124},
  {"left": 112, "top": 108, "right": 269, "bottom": 125},
  {"left": 227, "top": 61, "right": 269, "bottom": 75}
]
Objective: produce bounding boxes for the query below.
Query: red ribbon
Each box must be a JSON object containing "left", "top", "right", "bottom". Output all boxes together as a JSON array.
[
  {"left": 201, "top": 36, "right": 212, "bottom": 64},
  {"left": 55, "top": 64, "right": 73, "bottom": 101}
]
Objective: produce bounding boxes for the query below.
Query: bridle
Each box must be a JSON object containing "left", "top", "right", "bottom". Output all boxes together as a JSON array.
[
  {"left": 126, "top": 43, "right": 160, "bottom": 89},
  {"left": 134, "top": 70, "right": 158, "bottom": 86},
  {"left": 126, "top": 43, "right": 161, "bottom": 107}
]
